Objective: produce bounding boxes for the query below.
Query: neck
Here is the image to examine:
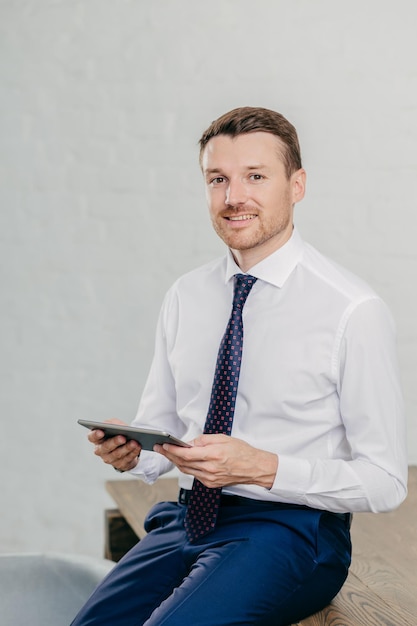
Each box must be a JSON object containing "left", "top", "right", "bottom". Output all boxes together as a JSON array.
[{"left": 230, "top": 226, "right": 294, "bottom": 272}]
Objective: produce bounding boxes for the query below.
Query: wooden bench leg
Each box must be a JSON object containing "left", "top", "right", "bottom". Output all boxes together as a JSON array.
[{"left": 104, "top": 508, "right": 139, "bottom": 562}]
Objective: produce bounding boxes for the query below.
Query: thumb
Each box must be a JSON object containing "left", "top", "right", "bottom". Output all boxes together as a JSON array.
[{"left": 192, "top": 434, "right": 229, "bottom": 447}]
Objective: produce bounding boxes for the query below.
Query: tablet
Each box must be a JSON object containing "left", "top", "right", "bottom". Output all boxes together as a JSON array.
[{"left": 77, "top": 419, "right": 191, "bottom": 451}]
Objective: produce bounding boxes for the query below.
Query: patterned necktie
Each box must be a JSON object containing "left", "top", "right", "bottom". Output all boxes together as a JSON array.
[{"left": 184, "top": 273, "right": 257, "bottom": 542}]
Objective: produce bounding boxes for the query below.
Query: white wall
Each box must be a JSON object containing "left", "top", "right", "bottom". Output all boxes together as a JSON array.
[{"left": 1, "top": 0, "right": 416, "bottom": 558}]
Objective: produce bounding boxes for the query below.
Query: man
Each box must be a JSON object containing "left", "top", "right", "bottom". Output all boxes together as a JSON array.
[{"left": 72, "top": 107, "right": 407, "bottom": 625}]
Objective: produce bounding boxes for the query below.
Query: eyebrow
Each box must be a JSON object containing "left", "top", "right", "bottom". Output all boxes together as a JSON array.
[{"left": 204, "top": 164, "right": 268, "bottom": 175}]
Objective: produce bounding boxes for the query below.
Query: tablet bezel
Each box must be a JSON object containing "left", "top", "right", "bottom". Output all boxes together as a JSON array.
[{"left": 77, "top": 419, "right": 191, "bottom": 451}]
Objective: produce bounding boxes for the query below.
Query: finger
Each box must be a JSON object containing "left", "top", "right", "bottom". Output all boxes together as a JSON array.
[
  {"left": 155, "top": 443, "right": 207, "bottom": 465},
  {"left": 96, "top": 435, "right": 130, "bottom": 455},
  {"left": 87, "top": 418, "right": 128, "bottom": 443},
  {"left": 112, "top": 445, "right": 142, "bottom": 471},
  {"left": 192, "top": 434, "right": 230, "bottom": 446},
  {"left": 98, "top": 439, "right": 141, "bottom": 465},
  {"left": 120, "top": 450, "right": 141, "bottom": 471},
  {"left": 95, "top": 437, "right": 138, "bottom": 460},
  {"left": 88, "top": 429, "right": 106, "bottom": 443}
]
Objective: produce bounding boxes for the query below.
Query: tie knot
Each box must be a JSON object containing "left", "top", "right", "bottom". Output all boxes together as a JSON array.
[{"left": 233, "top": 274, "right": 257, "bottom": 310}]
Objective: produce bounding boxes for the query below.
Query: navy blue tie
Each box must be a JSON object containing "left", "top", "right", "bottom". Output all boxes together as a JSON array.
[{"left": 184, "top": 274, "right": 257, "bottom": 542}]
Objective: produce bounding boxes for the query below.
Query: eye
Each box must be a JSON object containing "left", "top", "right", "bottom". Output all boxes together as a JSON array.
[
  {"left": 249, "top": 173, "right": 264, "bottom": 181},
  {"left": 210, "top": 176, "right": 226, "bottom": 185}
]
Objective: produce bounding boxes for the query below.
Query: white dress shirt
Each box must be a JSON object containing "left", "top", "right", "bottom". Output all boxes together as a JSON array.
[{"left": 130, "top": 228, "right": 407, "bottom": 513}]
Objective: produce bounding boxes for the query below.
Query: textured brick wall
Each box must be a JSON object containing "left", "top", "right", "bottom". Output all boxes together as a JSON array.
[{"left": 1, "top": 0, "right": 416, "bottom": 556}]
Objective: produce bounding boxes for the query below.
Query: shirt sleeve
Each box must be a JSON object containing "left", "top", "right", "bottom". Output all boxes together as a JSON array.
[
  {"left": 128, "top": 288, "right": 184, "bottom": 483},
  {"left": 271, "top": 297, "right": 408, "bottom": 513}
]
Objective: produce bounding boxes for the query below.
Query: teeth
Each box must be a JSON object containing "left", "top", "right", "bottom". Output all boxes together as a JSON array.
[{"left": 228, "top": 215, "right": 256, "bottom": 221}]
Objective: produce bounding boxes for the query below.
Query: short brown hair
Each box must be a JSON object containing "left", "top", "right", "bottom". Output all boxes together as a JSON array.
[{"left": 199, "top": 106, "right": 302, "bottom": 179}]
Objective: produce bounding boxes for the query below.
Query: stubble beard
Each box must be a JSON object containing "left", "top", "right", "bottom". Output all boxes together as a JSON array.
[{"left": 212, "top": 210, "right": 292, "bottom": 252}]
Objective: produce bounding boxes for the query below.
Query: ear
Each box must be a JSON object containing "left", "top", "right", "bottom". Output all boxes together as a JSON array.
[{"left": 291, "top": 168, "right": 306, "bottom": 204}]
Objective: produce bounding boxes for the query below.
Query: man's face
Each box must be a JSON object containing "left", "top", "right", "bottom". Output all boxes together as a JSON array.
[{"left": 201, "top": 132, "right": 305, "bottom": 268}]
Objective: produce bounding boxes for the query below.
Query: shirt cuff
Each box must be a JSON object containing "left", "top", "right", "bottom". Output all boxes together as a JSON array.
[
  {"left": 270, "top": 454, "right": 311, "bottom": 503},
  {"left": 128, "top": 450, "right": 174, "bottom": 484}
]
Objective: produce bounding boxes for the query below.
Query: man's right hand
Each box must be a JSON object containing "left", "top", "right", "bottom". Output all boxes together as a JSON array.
[{"left": 88, "top": 419, "right": 141, "bottom": 472}]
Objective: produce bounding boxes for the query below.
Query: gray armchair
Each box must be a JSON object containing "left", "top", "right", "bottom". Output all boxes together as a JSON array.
[{"left": 0, "top": 552, "right": 114, "bottom": 625}]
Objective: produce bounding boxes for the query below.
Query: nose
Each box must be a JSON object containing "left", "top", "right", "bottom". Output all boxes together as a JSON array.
[{"left": 225, "top": 178, "right": 247, "bottom": 207}]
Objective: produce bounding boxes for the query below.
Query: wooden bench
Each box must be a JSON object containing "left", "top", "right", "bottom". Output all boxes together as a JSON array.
[{"left": 105, "top": 467, "right": 417, "bottom": 625}]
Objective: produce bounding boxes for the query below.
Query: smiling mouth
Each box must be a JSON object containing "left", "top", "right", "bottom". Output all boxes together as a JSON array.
[{"left": 225, "top": 214, "right": 257, "bottom": 221}]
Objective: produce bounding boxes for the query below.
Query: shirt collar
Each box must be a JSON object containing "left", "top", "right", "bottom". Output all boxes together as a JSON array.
[{"left": 224, "top": 227, "right": 304, "bottom": 287}]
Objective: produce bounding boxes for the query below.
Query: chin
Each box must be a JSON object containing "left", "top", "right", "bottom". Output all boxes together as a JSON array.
[{"left": 214, "top": 228, "right": 258, "bottom": 250}]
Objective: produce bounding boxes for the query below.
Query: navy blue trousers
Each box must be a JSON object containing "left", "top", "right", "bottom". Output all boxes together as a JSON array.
[{"left": 71, "top": 500, "right": 351, "bottom": 626}]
